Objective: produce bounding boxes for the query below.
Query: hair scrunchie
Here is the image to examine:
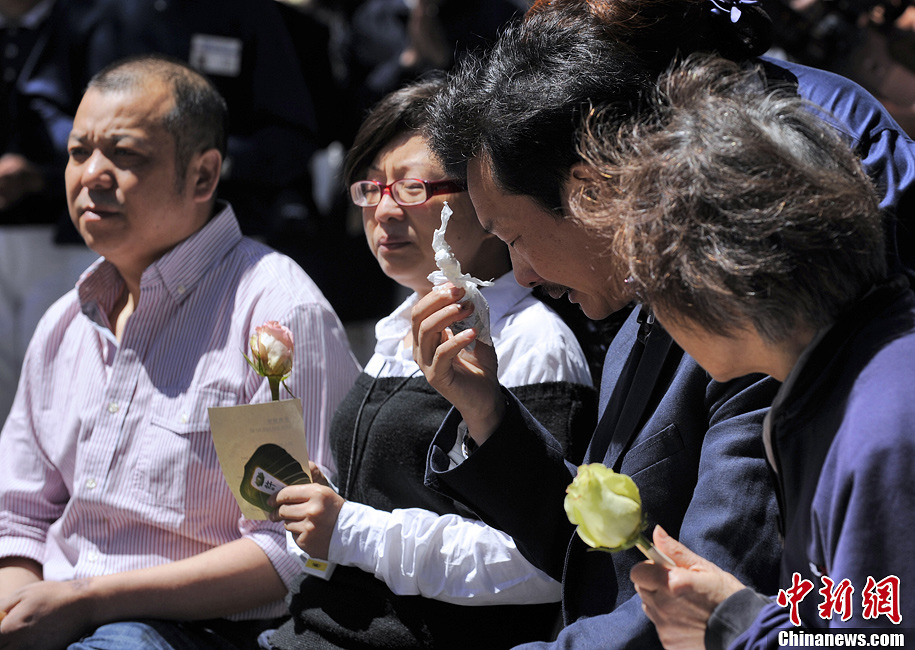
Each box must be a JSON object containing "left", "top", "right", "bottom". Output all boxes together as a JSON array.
[{"left": 708, "top": 0, "right": 758, "bottom": 23}]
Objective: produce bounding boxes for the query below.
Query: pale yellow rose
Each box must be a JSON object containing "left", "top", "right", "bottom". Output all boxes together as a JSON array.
[{"left": 564, "top": 463, "right": 644, "bottom": 551}]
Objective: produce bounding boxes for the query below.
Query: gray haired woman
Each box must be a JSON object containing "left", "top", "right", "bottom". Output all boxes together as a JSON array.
[{"left": 574, "top": 53, "right": 914, "bottom": 647}]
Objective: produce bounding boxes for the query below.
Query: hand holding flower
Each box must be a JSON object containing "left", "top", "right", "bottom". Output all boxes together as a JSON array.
[
  {"left": 631, "top": 526, "right": 746, "bottom": 650},
  {"left": 246, "top": 321, "right": 294, "bottom": 401},
  {"left": 564, "top": 464, "right": 674, "bottom": 567}
]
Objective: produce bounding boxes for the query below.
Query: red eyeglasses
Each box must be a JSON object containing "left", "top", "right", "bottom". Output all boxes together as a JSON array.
[{"left": 349, "top": 178, "right": 466, "bottom": 207}]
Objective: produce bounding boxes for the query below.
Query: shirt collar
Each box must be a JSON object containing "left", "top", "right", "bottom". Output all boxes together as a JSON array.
[
  {"left": 762, "top": 323, "right": 830, "bottom": 475},
  {"left": 765, "top": 275, "right": 913, "bottom": 458},
  {"left": 0, "top": 0, "right": 54, "bottom": 29},
  {"left": 77, "top": 260, "right": 124, "bottom": 331},
  {"left": 374, "top": 272, "right": 530, "bottom": 356},
  {"left": 77, "top": 202, "right": 243, "bottom": 318},
  {"left": 143, "top": 202, "right": 242, "bottom": 304}
]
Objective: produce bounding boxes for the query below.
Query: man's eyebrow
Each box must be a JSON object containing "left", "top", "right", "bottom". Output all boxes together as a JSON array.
[{"left": 68, "top": 132, "right": 137, "bottom": 143}]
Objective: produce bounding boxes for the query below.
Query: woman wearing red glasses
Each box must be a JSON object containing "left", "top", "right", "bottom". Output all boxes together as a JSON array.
[
  {"left": 349, "top": 150, "right": 499, "bottom": 300},
  {"left": 265, "top": 75, "right": 595, "bottom": 650}
]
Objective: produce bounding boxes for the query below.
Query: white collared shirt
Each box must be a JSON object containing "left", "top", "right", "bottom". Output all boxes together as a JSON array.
[{"left": 365, "top": 272, "right": 592, "bottom": 386}]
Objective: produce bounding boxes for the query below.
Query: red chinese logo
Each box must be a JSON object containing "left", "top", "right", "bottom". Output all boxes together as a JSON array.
[
  {"left": 862, "top": 575, "right": 902, "bottom": 625},
  {"left": 777, "top": 573, "right": 815, "bottom": 626},
  {"left": 817, "top": 577, "right": 854, "bottom": 622},
  {"left": 776, "top": 572, "right": 903, "bottom": 626}
]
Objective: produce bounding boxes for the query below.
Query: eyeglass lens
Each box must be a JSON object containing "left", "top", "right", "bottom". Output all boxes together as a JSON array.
[{"left": 353, "top": 180, "right": 429, "bottom": 207}]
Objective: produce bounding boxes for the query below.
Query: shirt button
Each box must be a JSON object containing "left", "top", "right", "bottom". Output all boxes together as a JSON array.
[
  {"left": 177, "top": 285, "right": 186, "bottom": 295},
  {"left": 85, "top": 477, "right": 97, "bottom": 490},
  {"left": 87, "top": 550, "right": 99, "bottom": 562},
  {"left": 108, "top": 402, "right": 119, "bottom": 414}
]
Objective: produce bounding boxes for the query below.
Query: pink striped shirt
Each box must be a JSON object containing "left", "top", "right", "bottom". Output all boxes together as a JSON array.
[{"left": 0, "top": 204, "right": 359, "bottom": 620}]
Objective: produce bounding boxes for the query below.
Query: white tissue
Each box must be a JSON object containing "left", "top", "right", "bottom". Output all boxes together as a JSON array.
[{"left": 427, "top": 201, "right": 494, "bottom": 346}]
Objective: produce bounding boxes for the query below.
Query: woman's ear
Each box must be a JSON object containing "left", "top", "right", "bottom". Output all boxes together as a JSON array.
[{"left": 191, "top": 149, "right": 222, "bottom": 203}]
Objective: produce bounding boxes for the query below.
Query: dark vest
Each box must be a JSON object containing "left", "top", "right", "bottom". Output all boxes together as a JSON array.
[{"left": 270, "top": 373, "right": 595, "bottom": 649}]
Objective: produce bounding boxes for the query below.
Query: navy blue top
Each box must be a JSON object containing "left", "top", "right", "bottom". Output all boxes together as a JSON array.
[
  {"left": 708, "top": 277, "right": 915, "bottom": 647},
  {"left": 427, "top": 307, "right": 782, "bottom": 649},
  {"left": 763, "top": 57, "right": 915, "bottom": 278}
]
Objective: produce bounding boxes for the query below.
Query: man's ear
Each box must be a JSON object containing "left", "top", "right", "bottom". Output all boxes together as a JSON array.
[
  {"left": 191, "top": 149, "right": 222, "bottom": 203},
  {"left": 560, "top": 162, "right": 596, "bottom": 212},
  {"left": 569, "top": 162, "right": 597, "bottom": 183}
]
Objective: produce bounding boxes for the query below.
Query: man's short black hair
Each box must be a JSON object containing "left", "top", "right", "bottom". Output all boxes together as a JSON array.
[
  {"left": 89, "top": 54, "right": 228, "bottom": 186},
  {"left": 426, "top": 14, "right": 641, "bottom": 213}
]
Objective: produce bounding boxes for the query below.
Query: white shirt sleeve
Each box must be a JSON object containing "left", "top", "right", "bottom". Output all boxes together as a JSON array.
[{"left": 328, "top": 500, "right": 561, "bottom": 606}]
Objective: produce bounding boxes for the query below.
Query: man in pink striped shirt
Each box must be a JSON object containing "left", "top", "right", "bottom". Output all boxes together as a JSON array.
[{"left": 0, "top": 56, "right": 359, "bottom": 649}]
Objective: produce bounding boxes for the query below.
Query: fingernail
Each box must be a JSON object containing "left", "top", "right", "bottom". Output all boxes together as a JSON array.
[{"left": 654, "top": 525, "right": 668, "bottom": 540}]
